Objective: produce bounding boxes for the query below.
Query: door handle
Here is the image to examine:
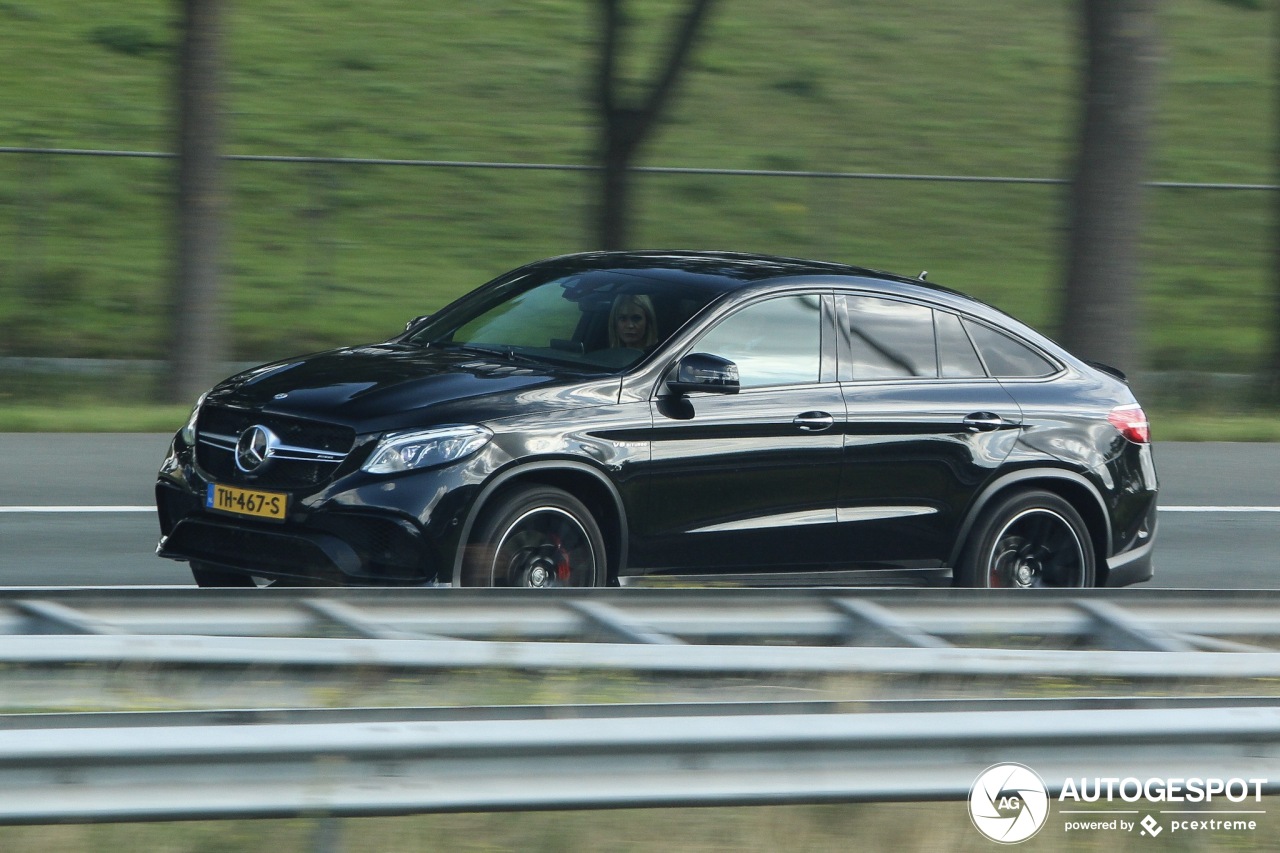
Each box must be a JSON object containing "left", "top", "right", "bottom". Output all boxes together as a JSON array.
[
  {"left": 793, "top": 411, "right": 835, "bottom": 432},
  {"left": 962, "top": 412, "right": 1005, "bottom": 432}
]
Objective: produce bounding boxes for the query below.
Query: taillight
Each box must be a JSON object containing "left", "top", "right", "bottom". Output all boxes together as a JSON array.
[{"left": 1108, "top": 403, "right": 1150, "bottom": 444}]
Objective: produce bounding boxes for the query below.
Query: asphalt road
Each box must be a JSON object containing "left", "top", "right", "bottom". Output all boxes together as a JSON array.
[{"left": 0, "top": 435, "right": 1275, "bottom": 588}]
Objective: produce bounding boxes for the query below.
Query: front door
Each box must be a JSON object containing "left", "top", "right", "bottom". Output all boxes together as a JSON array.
[{"left": 636, "top": 292, "right": 845, "bottom": 573}]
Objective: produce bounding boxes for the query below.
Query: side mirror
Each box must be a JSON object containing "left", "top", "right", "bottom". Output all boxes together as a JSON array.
[
  {"left": 405, "top": 314, "right": 432, "bottom": 332},
  {"left": 667, "top": 353, "right": 740, "bottom": 395}
]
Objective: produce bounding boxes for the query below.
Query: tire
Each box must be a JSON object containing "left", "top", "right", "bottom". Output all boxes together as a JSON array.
[
  {"left": 190, "top": 561, "right": 257, "bottom": 588},
  {"left": 462, "top": 485, "right": 608, "bottom": 588},
  {"left": 955, "top": 490, "right": 1096, "bottom": 589}
]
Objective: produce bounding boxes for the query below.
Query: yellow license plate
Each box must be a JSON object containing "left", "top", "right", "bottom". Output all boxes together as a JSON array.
[{"left": 205, "top": 483, "right": 288, "bottom": 521}]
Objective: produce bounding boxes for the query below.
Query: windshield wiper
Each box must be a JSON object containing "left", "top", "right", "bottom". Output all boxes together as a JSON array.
[{"left": 437, "top": 342, "right": 539, "bottom": 365}]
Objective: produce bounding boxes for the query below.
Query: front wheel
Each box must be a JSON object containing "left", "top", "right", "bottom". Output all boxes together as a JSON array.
[
  {"left": 462, "top": 485, "right": 608, "bottom": 588},
  {"left": 955, "top": 490, "right": 1096, "bottom": 589}
]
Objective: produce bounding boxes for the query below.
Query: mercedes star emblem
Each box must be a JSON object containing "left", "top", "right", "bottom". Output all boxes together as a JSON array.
[{"left": 234, "top": 424, "right": 278, "bottom": 473}]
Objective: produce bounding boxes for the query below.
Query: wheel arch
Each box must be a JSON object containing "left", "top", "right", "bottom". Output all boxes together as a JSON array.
[
  {"left": 451, "top": 460, "right": 628, "bottom": 586},
  {"left": 950, "top": 468, "right": 1112, "bottom": 584}
]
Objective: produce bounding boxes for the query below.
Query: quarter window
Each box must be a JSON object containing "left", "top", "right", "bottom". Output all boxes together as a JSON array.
[
  {"left": 845, "top": 296, "right": 937, "bottom": 380},
  {"left": 694, "top": 295, "right": 823, "bottom": 388},
  {"left": 964, "top": 320, "right": 1057, "bottom": 378},
  {"left": 936, "top": 311, "right": 987, "bottom": 378}
]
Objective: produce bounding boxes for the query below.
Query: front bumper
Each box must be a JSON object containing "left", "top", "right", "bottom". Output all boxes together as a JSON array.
[{"left": 155, "top": 437, "right": 476, "bottom": 586}]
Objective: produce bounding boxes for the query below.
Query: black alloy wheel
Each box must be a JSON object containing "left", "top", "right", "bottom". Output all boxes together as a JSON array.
[
  {"left": 464, "top": 485, "right": 607, "bottom": 588},
  {"left": 956, "top": 490, "right": 1096, "bottom": 589}
]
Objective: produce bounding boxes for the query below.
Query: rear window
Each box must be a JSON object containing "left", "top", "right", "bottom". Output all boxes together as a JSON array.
[{"left": 964, "top": 320, "right": 1058, "bottom": 378}]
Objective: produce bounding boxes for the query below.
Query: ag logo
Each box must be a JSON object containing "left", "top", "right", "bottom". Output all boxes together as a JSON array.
[{"left": 969, "top": 763, "right": 1050, "bottom": 844}]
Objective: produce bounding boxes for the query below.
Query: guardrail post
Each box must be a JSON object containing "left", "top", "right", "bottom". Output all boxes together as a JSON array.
[{"left": 311, "top": 816, "right": 343, "bottom": 853}]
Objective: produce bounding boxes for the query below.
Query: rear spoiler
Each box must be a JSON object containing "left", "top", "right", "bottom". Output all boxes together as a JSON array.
[{"left": 1086, "top": 360, "right": 1127, "bottom": 382}]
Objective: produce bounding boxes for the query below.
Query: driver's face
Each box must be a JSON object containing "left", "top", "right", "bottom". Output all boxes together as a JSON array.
[{"left": 616, "top": 307, "right": 647, "bottom": 346}]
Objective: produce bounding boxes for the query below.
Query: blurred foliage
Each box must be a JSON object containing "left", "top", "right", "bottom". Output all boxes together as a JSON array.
[
  {"left": 0, "top": 0, "right": 1274, "bottom": 383},
  {"left": 87, "top": 24, "right": 169, "bottom": 58}
]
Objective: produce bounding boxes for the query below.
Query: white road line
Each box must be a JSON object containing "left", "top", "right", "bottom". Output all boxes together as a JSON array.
[
  {"left": 1158, "top": 506, "right": 1280, "bottom": 513},
  {"left": 0, "top": 506, "right": 1276, "bottom": 514},
  {"left": 0, "top": 506, "right": 155, "bottom": 513}
]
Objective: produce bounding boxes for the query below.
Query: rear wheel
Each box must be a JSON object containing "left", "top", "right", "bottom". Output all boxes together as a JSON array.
[
  {"left": 955, "top": 490, "right": 1096, "bottom": 588},
  {"left": 463, "top": 485, "right": 607, "bottom": 588},
  {"left": 190, "top": 561, "right": 257, "bottom": 588}
]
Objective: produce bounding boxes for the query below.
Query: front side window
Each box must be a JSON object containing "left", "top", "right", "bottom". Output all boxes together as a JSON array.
[
  {"left": 844, "top": 296, "right": 937, "bottom": 380},
  {"left": 693, "top": 294, "right": 823, "bottom": 388}
]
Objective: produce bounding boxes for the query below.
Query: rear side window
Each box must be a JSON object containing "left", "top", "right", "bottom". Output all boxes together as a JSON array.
[
  {"left": 936, "top": 311, "right": 986, "bottom": 378},
  {"left": 964, "top": 320, "right": 1058, "bottom": 378},
  {"left": 844, "top": 296, "right": 937, "bottom": 380}
]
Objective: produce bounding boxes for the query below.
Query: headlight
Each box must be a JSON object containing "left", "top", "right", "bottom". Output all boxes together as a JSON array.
[
  {"left": 362, "top": 424, "right": 493, "bottom": 474},
  {"left": 180, "top": 392, "right": 207, "bottom": 446}
]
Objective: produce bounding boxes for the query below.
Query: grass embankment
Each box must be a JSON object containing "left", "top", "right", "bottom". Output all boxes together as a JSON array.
[
  {"left": 0, "top": 0, "right": 1274, "bottom": 380},
  {"left": 4, "top": 803, "right": 1277, "bottom": 853}
]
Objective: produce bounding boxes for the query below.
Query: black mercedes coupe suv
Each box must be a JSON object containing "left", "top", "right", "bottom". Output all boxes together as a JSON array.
[{"left": 156, "top": 251, "right": 1157, "bottom": 589}]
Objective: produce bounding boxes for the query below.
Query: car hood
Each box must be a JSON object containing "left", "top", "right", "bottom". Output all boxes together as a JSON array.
[{"left": 205, "top": 344, "right": 622, "bottom": 431}]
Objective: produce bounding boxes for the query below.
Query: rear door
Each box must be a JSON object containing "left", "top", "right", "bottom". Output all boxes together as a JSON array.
[{"left": 837, "top": 294, "right": 1023, "bottom": 568}]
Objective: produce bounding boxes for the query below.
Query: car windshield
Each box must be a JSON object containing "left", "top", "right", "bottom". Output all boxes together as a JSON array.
[{"left": 407, "top": 269, "right": 723, "bottom": 371}]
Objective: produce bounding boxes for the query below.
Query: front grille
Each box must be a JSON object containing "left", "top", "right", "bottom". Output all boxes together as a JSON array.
[{"left": 195, "top": 404, "right": 356, "bottom": 490}]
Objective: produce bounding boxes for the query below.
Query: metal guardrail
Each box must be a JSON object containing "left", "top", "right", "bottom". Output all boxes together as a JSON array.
[
  {"left": 11, "top": 695, "right": 1277, "bottom": 730},
  {"left": 4, "top": 587, "right": 1280, "bottom": 644},
  {"left": 1, "top": 588, "right": 1280, "bottom": 679},
  {"left": 0, "top": 703, "right": 1276, "bottom": 824},
  {"left": 9, "top": 633, "right": 1280, "bottom": 679},
  {"left": 6, "top": 587, "right": 1280, "bottom": 645},
  {"left": 1, "top": 589, "right": 1278, "bottom": 826}
]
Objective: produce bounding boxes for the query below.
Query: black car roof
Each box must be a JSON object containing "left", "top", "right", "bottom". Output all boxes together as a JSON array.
[
  {"left": 532, "top": 250, "right": 911, "bottom": 289},
  {"left": 528, "top": 250, "right": 987, "bottom": 306}
]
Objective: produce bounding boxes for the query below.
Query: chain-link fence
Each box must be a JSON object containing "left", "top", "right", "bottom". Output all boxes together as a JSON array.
[{"left": 1, "top": 145, "right": 1274, "bottom": 405}]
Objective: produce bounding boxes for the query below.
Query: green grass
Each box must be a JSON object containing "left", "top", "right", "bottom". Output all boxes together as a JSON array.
[
  {"left": 4, "top": 802, "right": 1280, "bottom": 853},
  {"left": 0, "top": 403, "right": 189, "bottom": 433},
  {"left": 1151, "top": 410, "right": 1280, "bottom": 441},
  {"left": 0, "top": 2, "right": 1274, "bottom": 368},
  {"left": 0, "top": 0, "right": 1274, "bottom": 392}
]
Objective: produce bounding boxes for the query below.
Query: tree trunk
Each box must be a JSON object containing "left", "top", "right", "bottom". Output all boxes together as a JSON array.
[
  {"left": 594, "top": 0, "right": 715, "bottom": 251},
  {"left": 600, "top": 134, "right": 633, "bottom": 251},
  {"left": 164, "top": 0, "right": 227, "bottom": 403},
  {"left": 1267, "top": 0, "right": 1280, "bottom": 401},
  {"left": 1059, "top": 0, "right": 1160, "bottom": 373}
]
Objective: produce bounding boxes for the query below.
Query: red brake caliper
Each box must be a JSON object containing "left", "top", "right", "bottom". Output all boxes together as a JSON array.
[{"left": 552, "top": 534, "right": 571, "bottom": 583}]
